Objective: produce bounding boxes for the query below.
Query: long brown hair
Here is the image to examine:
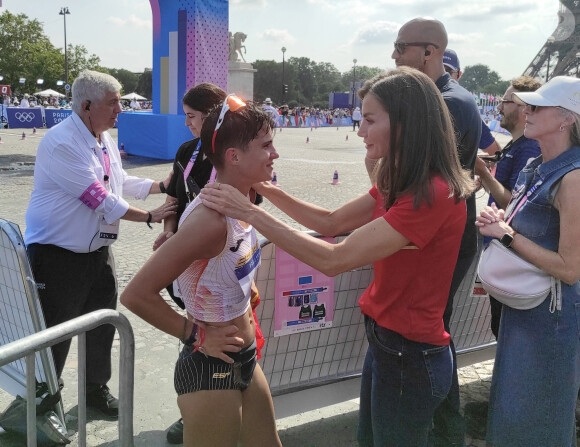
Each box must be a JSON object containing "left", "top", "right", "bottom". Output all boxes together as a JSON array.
[{"left": 358, "top": 67, "right": 474, "bottom": 209}]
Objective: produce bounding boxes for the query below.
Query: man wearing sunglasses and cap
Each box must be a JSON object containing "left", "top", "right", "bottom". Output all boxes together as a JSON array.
[{"left": 389, "top": 18, "right": 481, "bottom": 447}]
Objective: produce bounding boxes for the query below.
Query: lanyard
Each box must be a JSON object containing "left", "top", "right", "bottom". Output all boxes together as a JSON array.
[
  {"left": 93, "top": 145, "right": 111, "bottom": 186},
  {"left": 102, "top": 146, "right": 111, "bottom": 184},
  {"left": 183, "top": 140, "right": 202, "bottom": 184},
  {"left": 505, "top": 179, "right": 542, "bottom": 225}
]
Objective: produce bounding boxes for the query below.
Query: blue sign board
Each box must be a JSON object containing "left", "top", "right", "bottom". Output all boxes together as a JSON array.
[
  {"left": 6, "top": 107, "right": 43, "bottom": 129},
  {"left": 45, "top": 109, "right": 72, "bottom": 128}
]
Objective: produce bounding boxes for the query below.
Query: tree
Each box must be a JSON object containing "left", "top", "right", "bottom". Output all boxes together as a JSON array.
[
  {"left": 66, "top": 44, "right": 104, "bottom": 80},
  {"left": 107, "top": 68, "right": 139, "bottom": 93},
  {"left": 459, "top": 64, "right": 506, "bottom": 94},
  {"left": 0, "top": 11, "right": 63, "bottom": 94},
  {"left": 136, "top": 69, "right": 152, "bottom": 99},
  {"left": 0, "top": 11, "right": 103, "bottom": 96}
]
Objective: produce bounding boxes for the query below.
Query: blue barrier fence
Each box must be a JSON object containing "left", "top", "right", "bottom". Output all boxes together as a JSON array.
[{"left": 3, "top": 107, "right": 73, "bottom": 129}]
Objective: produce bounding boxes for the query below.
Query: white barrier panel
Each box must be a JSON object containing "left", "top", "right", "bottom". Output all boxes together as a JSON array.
[{"left": 256, "top": 233, "right": 496, "bottom": 395}]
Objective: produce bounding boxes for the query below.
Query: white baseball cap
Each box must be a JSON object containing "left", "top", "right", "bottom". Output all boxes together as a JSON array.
[{"left": 513, "top": 76, "right": 580, "bottom": 115}]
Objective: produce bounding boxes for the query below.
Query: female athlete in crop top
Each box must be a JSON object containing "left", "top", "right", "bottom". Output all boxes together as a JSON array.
[
  {"left": 175, "top": 196, "right": 260, "bottom": 323},
  {"left": 121, "top": 100, "right": 281, "bottom": 447}
]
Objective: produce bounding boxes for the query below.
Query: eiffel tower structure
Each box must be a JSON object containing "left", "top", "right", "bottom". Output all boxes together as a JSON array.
[{"left": 523, "top": 0, "right": 580, "bottom": 80}]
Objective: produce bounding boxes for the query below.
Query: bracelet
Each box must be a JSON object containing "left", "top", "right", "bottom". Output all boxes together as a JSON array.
[
  {"left": 159, "top": 181, "right": 166, "bottom": 194},
  {"left": 146, "top": 212, "right": 152, "bottom": 229},
  {"left": 192, "top": 327, "right": 205, "bottom": 353}
]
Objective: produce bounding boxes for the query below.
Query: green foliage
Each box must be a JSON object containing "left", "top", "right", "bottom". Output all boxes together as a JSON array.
[
  {"left": 107, "top": 68, "right": 139, "bottom": 93},
  {"left": 459, "top": 64, "right": 507, "bottom": 94},
  {"left": 0, "top": 11, "right": 103, "bottom": 96},
  {"left": 252, "top": 56, "right": 385, "bottom": 108},
  {"left": 135, "top": 69, "right": 152, "bottom": 99}
]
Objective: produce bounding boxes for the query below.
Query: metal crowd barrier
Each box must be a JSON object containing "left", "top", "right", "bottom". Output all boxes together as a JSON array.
[
  {"left": 0, "top": 219, "right": 134, "bottom": 446},
  {"left": 0, "top": 309, "right": 135, "bottom": 447},
  {"left": 255, "top": 232, "right": 496, "bottom": 396}
]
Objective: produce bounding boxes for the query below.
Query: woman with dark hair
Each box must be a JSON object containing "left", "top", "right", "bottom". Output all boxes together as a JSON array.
[
  {"left": 200, "top": 67, "right": 474, "bottom": 446},
  {"left": 152, "top": 83, "right": 267, "bottom": 444},
  {"left": 154, "top": 82, "right": 227, "bottom": 254},
  {"left": 476, "top": 76, "right": 580, "bottom": 446},
  {"left": 121, "top": 99, "right": 282, "bottom": 447}
]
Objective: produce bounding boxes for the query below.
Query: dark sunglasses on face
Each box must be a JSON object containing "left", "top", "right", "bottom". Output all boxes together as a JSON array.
[{"left": 393, "top": 41, "right": 440, "bottom": 54}]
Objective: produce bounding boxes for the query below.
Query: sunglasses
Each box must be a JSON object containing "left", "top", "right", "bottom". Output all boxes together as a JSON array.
[
  {"left": 212, "top": 94, "right": 247, "bottom": 153},
  {"left": 393, "top": 41, "right": 440, "bottom": 54},
  {"left": 527, "top": 104, "right": 542, "bottom": 113}
]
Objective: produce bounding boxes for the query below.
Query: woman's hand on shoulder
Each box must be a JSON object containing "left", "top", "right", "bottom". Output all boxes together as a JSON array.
[{"left": 199, "top": 183, "right": 254, "bottom": 221}]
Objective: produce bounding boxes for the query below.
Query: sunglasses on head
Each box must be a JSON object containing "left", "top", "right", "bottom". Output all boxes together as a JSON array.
[
  {"left": 212, "top": 94, "right": 247, "bottom": 153},
  {"left": 393, "top": 41, "right": 439, "bottom": 54}
]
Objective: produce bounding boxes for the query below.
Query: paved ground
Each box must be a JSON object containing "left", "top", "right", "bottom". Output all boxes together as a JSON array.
[{"left": 0, "top": 124, "right": 512, "bottom": 446}]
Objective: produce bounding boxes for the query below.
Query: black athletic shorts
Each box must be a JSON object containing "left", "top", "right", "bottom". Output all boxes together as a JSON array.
[{"left": 174, "top": 340, "right": 257, "bottom": 395}]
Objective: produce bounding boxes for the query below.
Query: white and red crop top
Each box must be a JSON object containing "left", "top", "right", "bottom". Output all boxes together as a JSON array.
[{"left": 174, "top": 197, "right": 261, "bottom": 323}]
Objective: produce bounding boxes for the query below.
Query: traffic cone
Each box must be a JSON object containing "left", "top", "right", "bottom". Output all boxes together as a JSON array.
[
  {"left": 33, "top": 127, "right": 37, "bottom": 134},
  {"left": 345, "top": 134, "right": 348, "bottom": 141},
  {"left": 306, "top": 137, "right": 309, "bottom": 143},
  {"left": 271, "top": 171, "right": 279, "bottom": 186},
  {"left": 331, "top": 170, "right": 340, "bottom": 185},
  {"left": 21, "top": 132, "right": 26, "bottom": 140}
]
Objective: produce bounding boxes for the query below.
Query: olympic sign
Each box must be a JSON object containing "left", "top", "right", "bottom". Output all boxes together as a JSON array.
[
  {"left": 0, "top": 85, "right": 11, "bottom": 96},
  {"left": 6, "top": 107, "right": 43, "bottom": 129},
  {"left": 45, "top": 109, "right": 72, "bottom": 128}
]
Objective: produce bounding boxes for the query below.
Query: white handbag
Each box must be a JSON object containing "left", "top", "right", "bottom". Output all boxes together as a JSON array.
[{"left": 478, "top": 239, "right": 561, "bottom": 312}]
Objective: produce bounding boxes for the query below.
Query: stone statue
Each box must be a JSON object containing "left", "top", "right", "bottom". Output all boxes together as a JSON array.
[{"left": 229, "top": 31, "right": 247, "bottom": 62}]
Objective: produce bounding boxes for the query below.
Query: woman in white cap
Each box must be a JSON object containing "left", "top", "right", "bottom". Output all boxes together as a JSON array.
[{"left": 476, "top": 76, "right": 580, "bottom": 446}]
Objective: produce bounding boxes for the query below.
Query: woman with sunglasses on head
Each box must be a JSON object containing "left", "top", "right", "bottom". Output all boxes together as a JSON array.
[
  {"left": 201, "top": 67, "right": 474, "bottom": 447},
  {"left": 475, "top": 76, "right": 580, "bottom": 446},
  {"left": 153, "top": 83, "right": 268, "bottom": 444},
  {"left": 121, "top": 98, "right": 282, "bottom": 447}
]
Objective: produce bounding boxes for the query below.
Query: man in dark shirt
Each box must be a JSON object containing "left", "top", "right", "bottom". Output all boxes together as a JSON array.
[
  {"left": 391, "top": 18, "right": 481, "bottom": 446},
  {"left": 475, "top": 75, "right": 542, "bottom": 338}
]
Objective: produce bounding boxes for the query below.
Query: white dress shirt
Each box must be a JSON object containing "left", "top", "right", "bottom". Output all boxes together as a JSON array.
[{"left": 25, "top": 113, "right": 154, "bottom": 252}]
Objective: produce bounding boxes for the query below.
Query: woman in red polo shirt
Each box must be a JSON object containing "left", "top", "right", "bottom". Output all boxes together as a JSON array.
[{"left": 200, "top": 67, "right": 475, "bottom": 447}]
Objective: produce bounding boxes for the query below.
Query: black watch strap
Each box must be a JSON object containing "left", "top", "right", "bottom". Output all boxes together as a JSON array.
[{"left": 159, "top": 181, "right": 166, "bottom": 193}]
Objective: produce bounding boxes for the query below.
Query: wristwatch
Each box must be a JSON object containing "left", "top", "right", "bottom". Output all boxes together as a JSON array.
[
  {"left": 499, "top": 232, "right": 514, "bottom": 248},
  {"left": 159, "top": 181, "right": 166, "bottom": 194}
]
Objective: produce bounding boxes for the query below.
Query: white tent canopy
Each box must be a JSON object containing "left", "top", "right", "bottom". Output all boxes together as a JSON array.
[
  {"left": 121, "top": 92, "right": 147, "bottom": 101},
  {"left": 36, "top": 89, "right": 65, "bottom": 98}
]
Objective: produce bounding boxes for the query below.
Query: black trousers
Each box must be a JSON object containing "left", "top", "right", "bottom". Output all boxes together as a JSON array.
[{"left": 27, "top": 243, "right": 117, "bottom": 387}]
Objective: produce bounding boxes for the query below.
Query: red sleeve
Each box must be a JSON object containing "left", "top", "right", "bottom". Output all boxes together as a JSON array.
[{"left": 383, "top": 178, "right": 458, "bottom": 249}]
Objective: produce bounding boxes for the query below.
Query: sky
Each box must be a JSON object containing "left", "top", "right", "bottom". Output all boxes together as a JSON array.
[{"left": 0, "top": 0, "right": 563, "bottom": 81}]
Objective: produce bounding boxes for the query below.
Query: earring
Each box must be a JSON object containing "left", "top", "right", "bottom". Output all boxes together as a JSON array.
[{"left": 559, "top": 124, "right": 566, "bottom": 132}]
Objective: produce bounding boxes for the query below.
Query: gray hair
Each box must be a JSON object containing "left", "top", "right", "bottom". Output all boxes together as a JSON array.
[
  {"left": 72, "top": 70, "right": 122, "bottom": 115},
  {"left": 558, "top": 108, "right": 580, "bottom": 147}
]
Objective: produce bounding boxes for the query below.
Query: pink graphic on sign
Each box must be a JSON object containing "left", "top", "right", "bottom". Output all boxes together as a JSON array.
[{"left": 274, "top": 240, "right": 335, "bottom": 337}]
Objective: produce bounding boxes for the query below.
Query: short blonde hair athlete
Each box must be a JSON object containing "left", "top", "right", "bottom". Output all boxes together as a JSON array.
[{"left": 121, "top": 100, "right": 281, "bottom": 447}]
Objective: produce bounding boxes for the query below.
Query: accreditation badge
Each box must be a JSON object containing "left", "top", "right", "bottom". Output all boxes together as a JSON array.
[{"left": 98, "top": 217, "right": 119, "bottom": 245}]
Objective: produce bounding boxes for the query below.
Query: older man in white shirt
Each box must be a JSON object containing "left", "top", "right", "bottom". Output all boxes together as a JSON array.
[{"left": 24, "top": 70, "right": 176, "bottom": 419}]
